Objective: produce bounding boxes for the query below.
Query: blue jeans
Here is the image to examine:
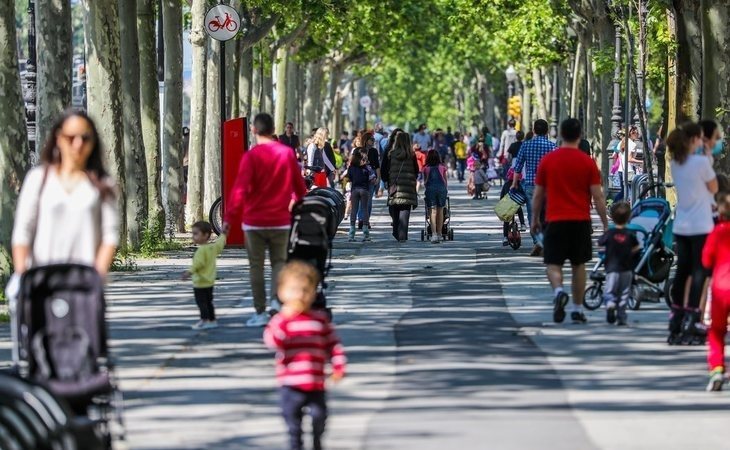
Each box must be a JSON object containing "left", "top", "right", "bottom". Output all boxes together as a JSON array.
[
  {"left": 523, "top": 184, "right": 543, "bottom": 246},
  {"left": 357, "top": 183, "right": 377, "bottom": 222},
  {"left": 457, "top": 159, "right": 466, "bottom": 181}
]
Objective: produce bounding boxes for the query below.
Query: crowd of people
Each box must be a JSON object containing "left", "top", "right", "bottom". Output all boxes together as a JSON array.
[{"left": 7, "top": 107, "right": 730, "bottom": 450}]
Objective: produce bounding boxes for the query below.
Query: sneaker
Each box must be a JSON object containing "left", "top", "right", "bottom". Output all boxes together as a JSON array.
[
  {"left": 201, "top": 320, "right": 218, "bottom": 330},
  {"left": 553, "top": 292, "right": 569, "bottom": 323},
  {"left": 191, "top": 320, "right": 206, "bottom": 330},
  {"left": 270, "top": 299, "right": 282, "bottom": 314},
  {"left": 348, "top": 236, "right": 356, "bottom": 242},
  {"left": 431, "top": 235, "right": 439, "bottom": 244},
  {"left": 246, "top": 312, "right": 270, "bottom": 327},
  {"left": 529, "top": 245, "right": 543, "bottom": 257},
  {"left": 617, "top": 308, "right": 628, "bottom": 326},
  {"left": 366, "top": 222, "right": 372, "bottom": 229},
  {"left": 606, "top": 302, "right": 617, "bottom": 324},
  {"left": 519, "top": 225, "right": 527, "bottom": 232},
  {"left": 571, "top": 311, "right": 588, "bottom": 324},
  {"left": 363, "top": 234, "right": 372, "bottom": 242},
  {"left": 707, "top": 368, "right": 726, "bottom": 392},
  {"left": 502, "top": 237, "right": 509, "bottom": 246}
]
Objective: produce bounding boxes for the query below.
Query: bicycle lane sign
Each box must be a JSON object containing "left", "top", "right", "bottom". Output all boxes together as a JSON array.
[{"left": 204, "top": 5, "right": 240, "bottom": 41}]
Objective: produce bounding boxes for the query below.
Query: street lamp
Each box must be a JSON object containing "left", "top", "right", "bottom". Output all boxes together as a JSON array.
[{"left": 505, "top": 65, "right": 517, "bottom": 98}]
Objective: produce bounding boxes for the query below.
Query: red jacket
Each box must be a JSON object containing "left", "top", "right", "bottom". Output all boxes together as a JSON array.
[
  {"left": 224, "top": 140, "right": 307, "bottom": 229},
  {"left": 702, "top": 221, "right": 730, "bottom": 295}
]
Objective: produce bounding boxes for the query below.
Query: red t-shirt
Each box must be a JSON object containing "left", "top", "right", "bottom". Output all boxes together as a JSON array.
[
  {"left": 535, "top": 147, "right": 600, "bottom": 222},
  {"left": 702, "top": 222, "right": 730, "bottom": 297}
]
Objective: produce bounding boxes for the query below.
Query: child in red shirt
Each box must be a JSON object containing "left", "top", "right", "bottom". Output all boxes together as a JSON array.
[
  {"left": 264, "top": 261, "right": 346, "bottom": 449},
  {"left": 702, "top": 191, "right": 730, "bottom": 391}
]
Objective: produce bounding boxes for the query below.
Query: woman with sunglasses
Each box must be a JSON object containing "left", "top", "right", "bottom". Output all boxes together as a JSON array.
[{"left": 11, "top": 110, "right": 119, "bottom": 280}]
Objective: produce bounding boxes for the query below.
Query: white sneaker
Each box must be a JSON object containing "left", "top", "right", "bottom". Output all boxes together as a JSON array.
[
  {"left": 191, "top": 320, "right": 205, "bottom": 330},
  {"left": 430, "top": 235, "right": 439, "bottom": 244},
  {"left": 246, "top": 312, "right": 270, "bottom": 327},
  {"left": 201, "top": 320, "right": 219, "bottom": 330}
]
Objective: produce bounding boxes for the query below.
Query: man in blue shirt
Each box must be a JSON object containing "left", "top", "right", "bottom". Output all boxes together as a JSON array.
[
  {"left": 511, "top": 119, "right": 556, "bottom": 256},
  {"left": 413, "top": 123, "right": 433, "bottom": 151}
]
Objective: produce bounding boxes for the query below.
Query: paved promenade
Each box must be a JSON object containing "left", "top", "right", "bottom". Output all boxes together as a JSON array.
[{"left": 2, "top": 189, "right": 729, "bottom": 449}]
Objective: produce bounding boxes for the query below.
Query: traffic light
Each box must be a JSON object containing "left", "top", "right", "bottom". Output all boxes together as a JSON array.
[{"left": 507, "top": 96, "right": 522, "bottom": 121}]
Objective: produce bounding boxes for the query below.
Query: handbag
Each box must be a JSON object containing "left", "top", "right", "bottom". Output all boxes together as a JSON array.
[
  {"left": 388, "top": 160, "right": 405, "bottom": 197},
  {"left": 495, "top": 195, "right": 520, "bottom": 222}
]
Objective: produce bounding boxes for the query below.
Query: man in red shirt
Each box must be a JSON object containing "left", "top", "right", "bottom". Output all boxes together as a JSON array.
[
  {"left": 223, "top": 113, "right": 308, "bottom": 327},
  {"left": 531, "top": 118, "right": 608, "bottom": 324}
]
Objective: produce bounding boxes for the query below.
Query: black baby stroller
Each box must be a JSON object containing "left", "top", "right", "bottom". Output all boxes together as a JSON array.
[
  {"left": 11, "top": 264, "right": 126, "bottom": 449},
  {"left": 288, "top": 188, "right": 346, "bottom": 320},
  {"left": 420, "top": 197, "right": 454, "bottom": 241}
]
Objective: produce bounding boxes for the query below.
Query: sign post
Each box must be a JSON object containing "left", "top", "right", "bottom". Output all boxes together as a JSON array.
[{"left": 205, "top": 4, "right": 241, "bottom": 244}]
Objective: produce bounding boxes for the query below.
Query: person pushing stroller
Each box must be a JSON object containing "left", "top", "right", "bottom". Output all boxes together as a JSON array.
[{"left": 597, "top": 202, "right": 640, "bottom": 326}]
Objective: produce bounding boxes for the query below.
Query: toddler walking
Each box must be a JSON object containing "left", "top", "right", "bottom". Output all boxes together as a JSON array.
[
  {"left": 702, "top": 191, "right": 730, "bottom": 391},
  {"left": 264, "top": 261, "right": 346, "bottom": 450},
  {"left": 182, "top": 221, "right": 226, "bottom": 330},
  {"left": 597, "top": 202, "right": 639, "bottom": 326}
]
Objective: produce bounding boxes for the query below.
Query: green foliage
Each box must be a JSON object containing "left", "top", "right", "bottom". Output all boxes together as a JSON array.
[
  {"left": 139, "top": 217, "right": 183, "bottom": 257},
  {"left": 111, "top": 253, "right": 139, "bottom": 272}
]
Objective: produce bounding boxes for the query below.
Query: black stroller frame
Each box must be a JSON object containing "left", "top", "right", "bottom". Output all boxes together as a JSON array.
[
  {"left": 420, "top": 196, "right": 455, "bottom": 241},
  {"left": 10, "top": 264, "right": 126, "bottom": 449}
]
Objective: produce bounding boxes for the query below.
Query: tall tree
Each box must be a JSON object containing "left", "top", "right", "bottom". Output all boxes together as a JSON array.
[
  {"left": 0, "top": 0, "right": 30, "bottom": 284},
  {"left": 185, "top": 0, "right": 207, "bottom": 226},
  {"left": 119, "top": 0, "right": 148, "bottom": 249},
  {"left": 162, "top": 0, "right": 184, "bottom": 232},
  {"left": 137, "top": 0, "right": 165, "bottom": 231},
  {"left": 83, "top": 0, "right": 127, "bottom": 244},
  {"left": 674, "top": 0, "right": 703, "bottom": 122},
  {"left": 204, "top": 39, "right": 221, "bottom": 213},
  {"left": 36, "top": 0, "right": 72, "bottom": 145}
]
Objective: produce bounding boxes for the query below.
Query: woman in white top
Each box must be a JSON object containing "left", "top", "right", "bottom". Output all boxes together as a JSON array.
[
  {"left": 12, "top": 110, "right": 119, "bottom": 279},
  {"left": 666, "top": 122, "right": 718, "bottom": 343},
  {"left": 305, "top": 127, "right": 335, "bottom": 187}
]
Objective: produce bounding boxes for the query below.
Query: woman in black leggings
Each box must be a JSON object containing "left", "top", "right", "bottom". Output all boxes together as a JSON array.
[{"left": 666, "top": 123, "right": 719, "bottom": 344}]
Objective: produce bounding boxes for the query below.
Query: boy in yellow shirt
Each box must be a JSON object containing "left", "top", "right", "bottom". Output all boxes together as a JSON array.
[{"left": 182, "top": 221, "right": 227, "bottom": 330}]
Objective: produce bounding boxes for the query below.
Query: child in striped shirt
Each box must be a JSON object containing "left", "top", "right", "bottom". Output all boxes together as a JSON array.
[{"left": 264, "top": 261, "right": 346, "bottom": 450}]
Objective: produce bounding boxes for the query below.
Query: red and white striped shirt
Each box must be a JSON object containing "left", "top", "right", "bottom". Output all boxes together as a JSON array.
[{"left": 264, "top": 311, "right": 346, "bottom": 391}]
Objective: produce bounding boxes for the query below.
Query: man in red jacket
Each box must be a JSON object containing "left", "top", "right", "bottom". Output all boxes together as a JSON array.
[{"left": 223, "top": 113, "right": 308, "bottom": 327}]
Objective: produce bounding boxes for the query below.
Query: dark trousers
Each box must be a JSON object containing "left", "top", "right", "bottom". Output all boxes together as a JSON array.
[
  {"left": 389, "top": 205, "right": 411, "bottom": 241},
  {"left": 457, "top": 159, "right": 466, "bottom": 181},
  {"left": 280, "top": 387, "right": 327, "bottom": 450},
  {"left": 193, "top": 287, "right": 215, "bottom": 321},
  {"left": 672, "top": 234, "right": 709, "bottom": 310}
]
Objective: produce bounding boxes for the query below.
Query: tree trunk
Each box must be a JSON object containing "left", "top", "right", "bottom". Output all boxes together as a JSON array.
[
  {"left": 702, "top": 0, "right": 730, "bottom": 174},
  {"left": 263, "top": 55, "right": 274, "bottom": 113},
  {"left": 162, "top": 0, "right": 183, "bottom": 233},
  {"left": 285, "top": 52, "right": 298, "bottom": 131},
  {"left": 238, "top": 45, "right": 252, "bottom": 120},
  {"left": 666, "top": 6, "right": 679, "bottom": 204},
  {"left": 702, "top": 0, "right": 729, "bottom": 120},
  {"left": 0, "top": 0, "right": 30, "bottom": 284},
  {"left": 185, "top": 0, "right": 207, "bottom": 226},
  {"left": 303, "top": 60, "right": 323, "bottom": 133},
  {"left": 137, "top": 0, "right": 164, "bottom": 231},
  {"left": 36, "top": 0, "right": 72, "bottom": 145},
  {"left": 252, "top": 44, "right": 262, "bottom": 116},
  {"left": 274, "top": 46, "right": 288, "bottom": 134},
  {"left": 532, "top": 68, "right": 548, "bottom": 119},
  {"left": 674, "top": 0, "right": 703, "bottom": 122},
  {"left": 519, "top": 70, "right": 531, "bottom": 132},
  {"left": 570, "top": 41, "right": 583, "bottom": 118},
  {"left": 119, "top": 0, "right": 148, "bottom": 250},
  {"left": 83, "top": 0, "right": 126, "bottom": 245},
  {"left": 204, "top": 39, "right": 221, "bottom": 213}
]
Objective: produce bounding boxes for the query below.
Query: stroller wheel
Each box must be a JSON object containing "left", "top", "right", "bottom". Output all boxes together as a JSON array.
[
  {"left": 628, "top": 286, "right": 641, "bottom": 311},
  {"left": 583, "top": 284, "right": 603, "bottom": 310}
]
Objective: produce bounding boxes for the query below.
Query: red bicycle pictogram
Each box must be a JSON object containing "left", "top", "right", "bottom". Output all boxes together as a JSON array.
[{"left": 207, "top": 12, "right": 238, "bottom": 33}]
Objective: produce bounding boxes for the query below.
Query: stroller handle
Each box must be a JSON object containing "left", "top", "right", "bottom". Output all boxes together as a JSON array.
[{"left": 638, "top": 182, "right": 674, "bottom": 199}]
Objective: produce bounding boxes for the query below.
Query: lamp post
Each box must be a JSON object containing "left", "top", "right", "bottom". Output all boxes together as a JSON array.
[
  {"left": 549, "top": 64, "right": 559, "bottom": 139},
  {"left": 609, "top": 1, "right": 623, "bottom": 138},
  {"left": 24, "top": 0, "right": 38, "bottom": 162},
  {"left": 505, "top": 65, "right": 517, "bottom": 99}
]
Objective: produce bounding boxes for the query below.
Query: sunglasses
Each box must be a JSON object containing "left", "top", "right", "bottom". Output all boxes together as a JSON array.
[{"left": 59, "top": 133, "right": 94, "bottom": 144}]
